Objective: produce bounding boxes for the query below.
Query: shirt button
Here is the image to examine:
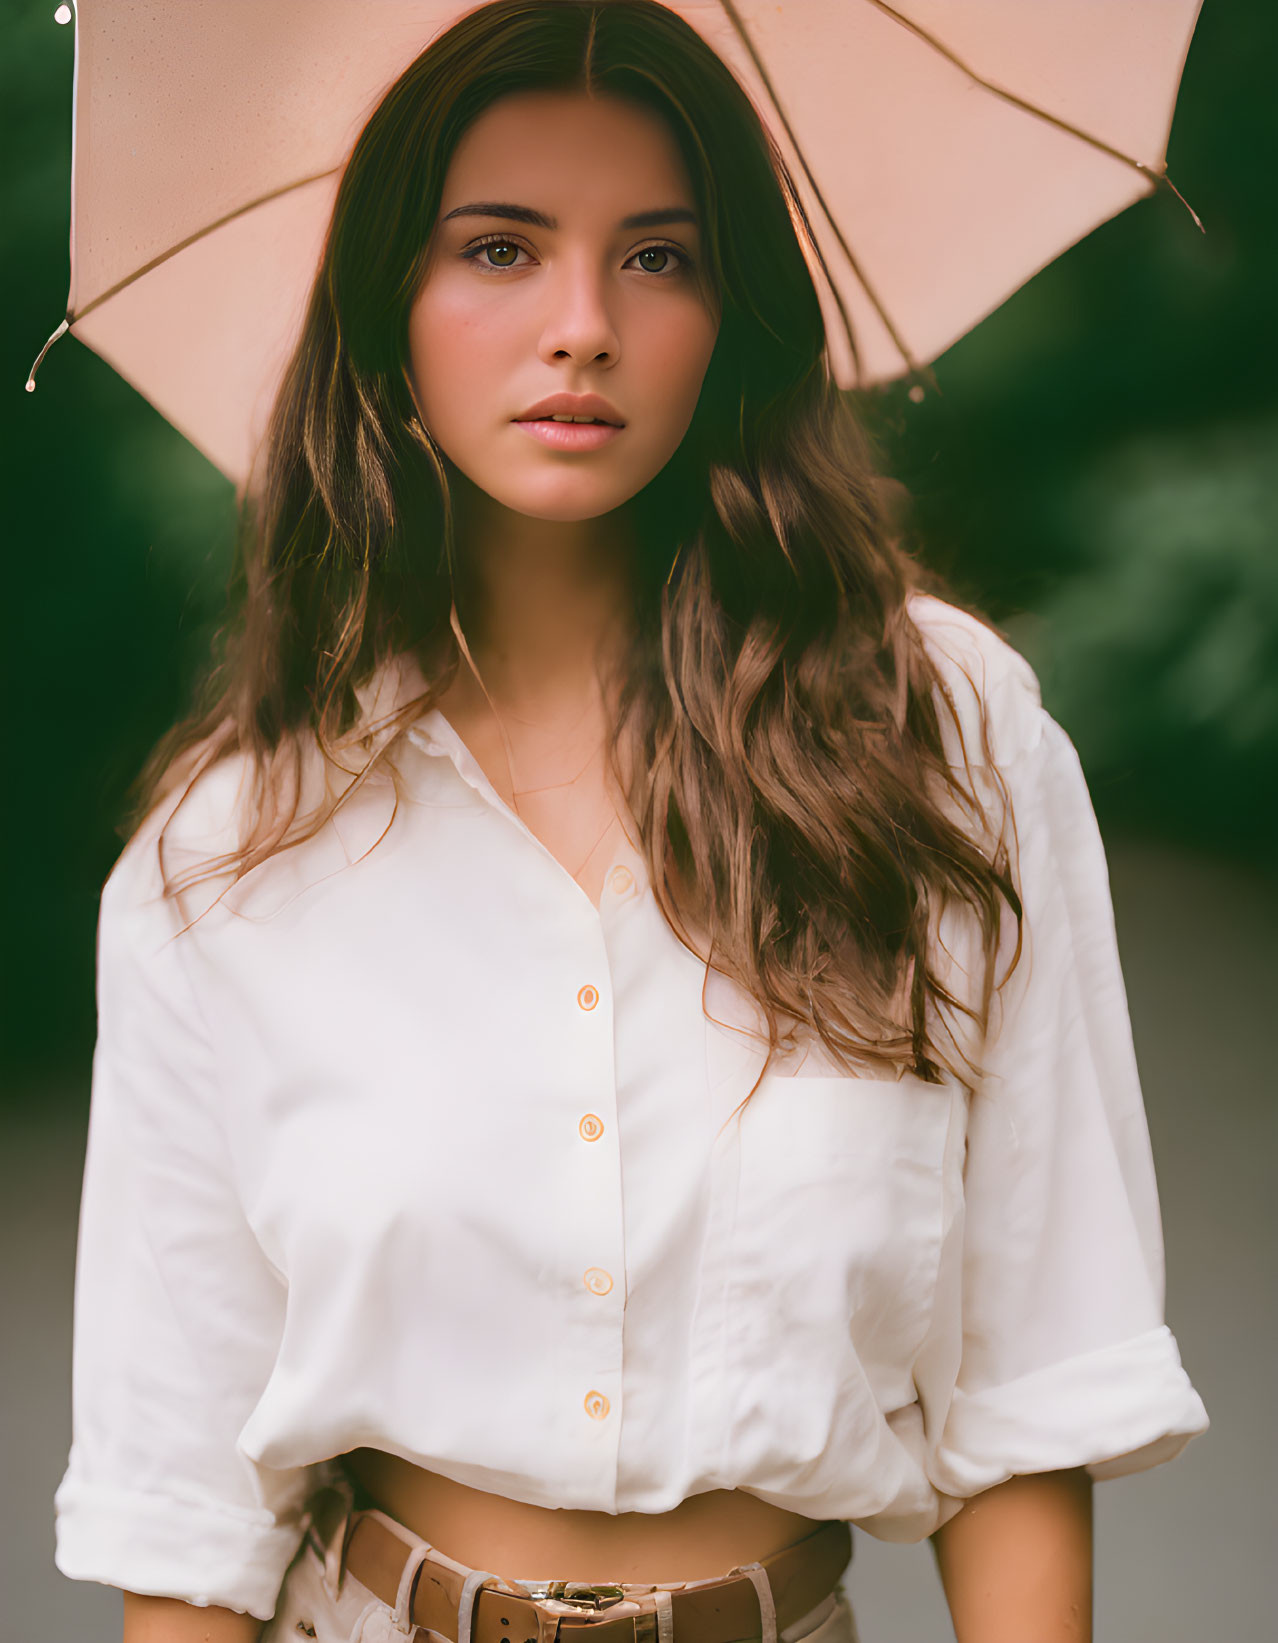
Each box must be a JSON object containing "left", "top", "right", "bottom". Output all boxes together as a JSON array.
[
  {"left": 584, "top": 1390, "right": 611, "bottom": 1420},
  {"left": 583, "top": 1267, "right": 613, "bottom": 1296},
  {"left": 578, "top": 1113, "right": 604, "bottom": 1142},
  {"left": 577, "top": 984, "right": 599, "bottom": 1011},
  {"left": 608, "top": 866, "right": 634, "bottom": 897}
]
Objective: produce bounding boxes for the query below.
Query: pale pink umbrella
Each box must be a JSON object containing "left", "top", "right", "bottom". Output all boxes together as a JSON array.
[{"left": 26, "top": 0, "right": 1204, "bottom": 492}]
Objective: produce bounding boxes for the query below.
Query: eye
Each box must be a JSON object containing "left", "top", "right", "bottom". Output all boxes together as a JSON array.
[
  {"left": 459, "top": 235, "right": 692, "bottom": 277},
  {"left": 626, "top": 244, "right": 690, "bottom": 276},
  {"left": 460, "top": 236, "right": 528, "bottom": 271}
]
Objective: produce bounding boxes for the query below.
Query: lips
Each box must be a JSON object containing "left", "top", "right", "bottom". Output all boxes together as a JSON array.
[
  {"left": 514, "top": 392, "right": 624, "bottom": 426},
  {"left": 514, "top": 419, "right": 621, "bottom": 452}
]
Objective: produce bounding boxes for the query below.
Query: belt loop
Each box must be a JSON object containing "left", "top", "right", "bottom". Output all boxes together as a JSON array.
[
  {"left": 458, "top": 1567, "right": 499, "bottom": 1643},
  {"left": 533, "top": 1598, "right": 562, "bottom": 1643},
  {"left": 393, "top": 1542, "right": 435, "bottom": 1635},
  {"left": 653, "top": 1588, "right": 675, "bottom": 1643},
  {"left": 736, "top": 1564, "right": 776, "bottom": 1643}
]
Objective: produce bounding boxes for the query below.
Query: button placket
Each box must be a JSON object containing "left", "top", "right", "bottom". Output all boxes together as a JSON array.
[{"left": 564, "top": 950, "right": 623, "bottom": 1459}]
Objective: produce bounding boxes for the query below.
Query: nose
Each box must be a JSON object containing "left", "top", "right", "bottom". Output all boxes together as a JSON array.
[{"left": 536, "top": 252, "right": 620, "bottom": 369}]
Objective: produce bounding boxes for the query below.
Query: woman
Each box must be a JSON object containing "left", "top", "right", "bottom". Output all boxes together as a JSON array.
[{"left": 52, "top": 3, "right": 1209, "bottom": 1640}]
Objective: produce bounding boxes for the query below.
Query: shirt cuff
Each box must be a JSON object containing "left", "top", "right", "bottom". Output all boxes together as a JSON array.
[
  {"left": 928, "top": 1323, "right": 1210, "bottom": 1498},
  {"left": 53, "top": 1473, "right": 306, "bottom": 1622}
]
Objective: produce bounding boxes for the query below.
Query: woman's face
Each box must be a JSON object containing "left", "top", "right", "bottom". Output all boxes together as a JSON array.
[{"left": 407, "top": 89, "right": 720, "bottom": 524}]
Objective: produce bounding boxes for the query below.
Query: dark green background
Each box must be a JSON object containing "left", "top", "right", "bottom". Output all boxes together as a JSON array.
[{"left": 5, "top": 0, "right": 1275, "bottom": 1104}]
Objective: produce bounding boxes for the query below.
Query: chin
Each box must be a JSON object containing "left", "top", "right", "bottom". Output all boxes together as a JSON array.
[
  {"left": 493, "top": 478, "right": 643, "bottom": 524},
  {"left": 535, "top": 498, "right": 631, "bottom": 523}
]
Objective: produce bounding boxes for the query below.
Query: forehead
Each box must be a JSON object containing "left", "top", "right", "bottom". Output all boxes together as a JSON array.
[{"left": 440, "top": 89, "right": 697, "bottom": 215}]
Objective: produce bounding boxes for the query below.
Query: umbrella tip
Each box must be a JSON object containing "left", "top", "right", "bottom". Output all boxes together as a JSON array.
[
  {"left": 1142, "top": 164, "right": 1206, "bottom": 235},
  {"left": 26, "top": 317, "right": 71, "bottom": 393}
]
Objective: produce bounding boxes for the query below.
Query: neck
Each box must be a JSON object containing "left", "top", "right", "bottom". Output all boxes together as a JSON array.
[{"left": 450, "top": 476, "right": 636, "bottom": 714}]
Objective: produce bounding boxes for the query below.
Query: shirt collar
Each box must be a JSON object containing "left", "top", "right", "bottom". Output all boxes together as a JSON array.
[
  {"left": 347, "top": 653, "right": 490, "bottom": 805},
  {"left": 356, "top": 652, "right": 651, "bottom": 899},
  {"left": 352, "top": 651, "right": 431, "bottom": 734}
]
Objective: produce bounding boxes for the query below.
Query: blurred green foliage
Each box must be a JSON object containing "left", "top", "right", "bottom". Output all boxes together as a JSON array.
[
  {"left": 1019, "top": 419, "right": 1278, "bottom": 850},
  {"left": 3, "top": 0, "right": 1274, "bottom": 1102}
]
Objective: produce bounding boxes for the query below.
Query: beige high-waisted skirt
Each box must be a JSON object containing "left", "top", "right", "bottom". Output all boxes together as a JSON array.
[{"left": 260, "top": 1478, "right": 861, "bottom": 1643}]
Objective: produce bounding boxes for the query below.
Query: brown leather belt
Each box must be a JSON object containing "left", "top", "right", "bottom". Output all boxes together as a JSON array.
[{"left": 339, "top": 1508, "right": 853, "bottom": 1643}]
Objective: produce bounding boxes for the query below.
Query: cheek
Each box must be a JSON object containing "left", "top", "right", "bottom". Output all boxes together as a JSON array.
[
  {"left": 409, "top": 287, "right": 510, "bottom": 425},
  {"left": 637, "top": 307, "right": 719, "bottom": 442}
]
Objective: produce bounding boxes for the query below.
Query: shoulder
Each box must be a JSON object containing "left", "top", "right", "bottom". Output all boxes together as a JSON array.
[
  {"left": 104, "top": 744, "right": 261, "bottom": 939},
  {"left": 905, "top": 591, "right": 1046, "bottom": 769},
  {"left": 110, "top": 719, "right": 406, "bottom": 936}
]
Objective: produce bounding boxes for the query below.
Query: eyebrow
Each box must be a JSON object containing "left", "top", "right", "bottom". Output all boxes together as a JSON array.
[{"left": 439, "top": 202, "right": 699, "bottom": 231}]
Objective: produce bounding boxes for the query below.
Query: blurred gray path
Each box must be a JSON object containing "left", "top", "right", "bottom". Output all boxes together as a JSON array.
[{"left": 4, "top": 837, "right": 1274, "bottom": 1643}]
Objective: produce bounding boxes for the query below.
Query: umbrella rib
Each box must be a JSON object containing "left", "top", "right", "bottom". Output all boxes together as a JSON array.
[
  {"left": 863, "top": 0, "right": 1204, "bottom": 230},
  {"left": 716, "top": 0, "right": 921, "bottom": 386},
  {"left": 25, "top": 165, "right": 342, "bottom": 390},
  {"left": 714, "top": 0, "right": 1203, "bottom": 393},
  {"left": 73, "top": 166, "right": 344, "bottom": 326}
]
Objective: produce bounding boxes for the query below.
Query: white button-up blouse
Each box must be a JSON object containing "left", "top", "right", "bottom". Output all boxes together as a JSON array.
[{"left": 52, "top": 594, "right": 1209, "bottom": 1621}]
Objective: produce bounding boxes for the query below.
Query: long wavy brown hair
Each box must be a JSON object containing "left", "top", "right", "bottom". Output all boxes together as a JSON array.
[{"left": 129, "top": 0, "right": 1021, "bottom": 1088}]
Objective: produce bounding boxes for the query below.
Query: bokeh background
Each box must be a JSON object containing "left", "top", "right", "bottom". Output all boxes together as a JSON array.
[{"left": 3, "top": 1, "right": 1274, "bottom": 1639}]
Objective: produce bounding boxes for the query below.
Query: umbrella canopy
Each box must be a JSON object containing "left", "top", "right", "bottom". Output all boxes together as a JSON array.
[{"left": 28, "top": 0, "right": 1203, "bottom": 489}]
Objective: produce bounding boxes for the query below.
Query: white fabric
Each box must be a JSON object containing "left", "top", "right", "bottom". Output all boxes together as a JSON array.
[{"left": 52, "top": 594, "right": 1208, "bottom": 1620}]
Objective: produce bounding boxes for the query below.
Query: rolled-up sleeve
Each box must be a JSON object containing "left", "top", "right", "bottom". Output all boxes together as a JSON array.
[
  {"left": 924, "top": 689, "right": 1210, "bottom": 1503},
  {"left": 53, "top": 826, "right": 320, "bottom": 1620}
]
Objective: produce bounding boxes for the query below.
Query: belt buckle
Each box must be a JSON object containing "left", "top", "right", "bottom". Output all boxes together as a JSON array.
[{"left": 528, "top": 1581, "right": 629, "bottom": 1614}]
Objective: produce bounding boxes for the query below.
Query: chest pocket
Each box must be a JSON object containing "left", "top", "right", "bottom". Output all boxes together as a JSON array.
[{"left": 723, "top": 1071, "right": 955, "bottom": 1396}]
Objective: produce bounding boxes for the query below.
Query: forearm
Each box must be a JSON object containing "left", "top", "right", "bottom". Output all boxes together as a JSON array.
[
  {"left": 122, "top": 1591, "right": 266, "bottom": 1643},
  {"left": 929, "top": 1467, "right": 1093, "bottom": 1643}
]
